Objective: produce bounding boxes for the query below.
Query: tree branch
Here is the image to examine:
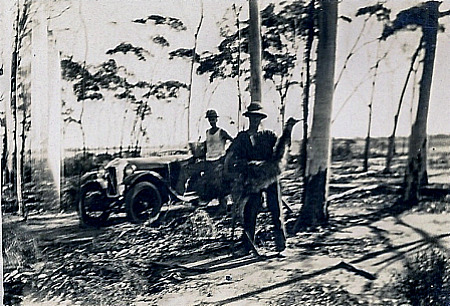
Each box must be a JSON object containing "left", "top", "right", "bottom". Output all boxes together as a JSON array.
[{"left": 47, "top": 6, "right": 71, "bottom": 20}]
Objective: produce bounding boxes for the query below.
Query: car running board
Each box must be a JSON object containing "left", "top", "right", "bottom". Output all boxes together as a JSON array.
[{"left": 167, "top": 187, "right": 200, "bottom": 204}]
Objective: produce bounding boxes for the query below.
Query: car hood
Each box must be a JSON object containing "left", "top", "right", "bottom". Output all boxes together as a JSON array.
[{"left": 105, "top": 154, "right": 192, "bottom": 170}]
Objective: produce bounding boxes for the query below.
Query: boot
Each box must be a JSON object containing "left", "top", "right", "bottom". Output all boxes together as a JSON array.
[{"left": 274, "top": 231, "right": 286, "bottom": 252}]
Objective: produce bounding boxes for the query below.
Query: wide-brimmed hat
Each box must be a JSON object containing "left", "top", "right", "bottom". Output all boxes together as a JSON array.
[
  {"left": 243, "top": 101, "right": 267, "bottom": 119},
  {"left": 205, "top": 109, "right": 218, "bottom": 118}
]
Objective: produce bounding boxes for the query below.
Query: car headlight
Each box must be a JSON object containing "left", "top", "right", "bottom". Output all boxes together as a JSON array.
[
  {"left": 124, "top": 164, "right": 137, "bottom": 177},
  {"left": 97, "top": 169, "right": 106, "bottom": 178}
]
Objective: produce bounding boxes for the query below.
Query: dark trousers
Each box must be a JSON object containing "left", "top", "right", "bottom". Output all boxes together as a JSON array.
[{"left": 242, "top": 181, "right": 286, "bottom": 251}]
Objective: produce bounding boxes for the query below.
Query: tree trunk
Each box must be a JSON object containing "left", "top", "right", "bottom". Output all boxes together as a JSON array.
[
  {"left": 362, "top": 134, "right": 371, "bottom": 172},
  {"left": 248, "top": 0, "right": 263, "bottom": 104},
  {"left": 403, "top": 1, "right": 440, "bottom": 205},
  {"left": 233, "top": 4, "right": 244, "bottom": 131},
  {"left": 187, "top": 1, "right": 204, "bottom": 141},
  {"left": 295, "top": 0, "right": 337, "bottom": 230},
  {"left": 1, "top": 124, "right": 8, "bottom": 184},
  {"left": 362, "top": 104, "right": 372, "bottom": 172},
  {"left": 300, "top": 0, "right": 315, "bottom": 176},
  {"left": 20, "top": 108, "right": 27, "bottom": 182},
  {"left": 11, "top": 3, "right": 24, "bottom": 217},
  {"left": 363, "top": 43, "right": 381, "bottom": 172},
  {"left": 385, "top": 39, "right": 422, "bottom": 172}
]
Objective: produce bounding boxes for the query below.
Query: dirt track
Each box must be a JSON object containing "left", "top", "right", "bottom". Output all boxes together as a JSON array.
[{"left": 3, "top": 159, "right": 450, "bottom": 305}]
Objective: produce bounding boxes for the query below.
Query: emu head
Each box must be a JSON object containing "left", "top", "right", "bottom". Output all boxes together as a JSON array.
[{"left": 285, "top": 117, "right": 301, "bottom": 128}]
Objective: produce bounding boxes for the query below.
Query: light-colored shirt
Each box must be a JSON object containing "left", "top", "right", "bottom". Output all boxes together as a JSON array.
[{"left": 206, "top": 128, "right": 228, "bottom": 161}]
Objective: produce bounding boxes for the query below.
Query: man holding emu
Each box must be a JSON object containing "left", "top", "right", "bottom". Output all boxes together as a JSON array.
[
  {"left": 224, "top": 102, "right": 299, "bottom": 255},
  {"left": 192, "top": 102, "right": 299, "bottom": 255}
]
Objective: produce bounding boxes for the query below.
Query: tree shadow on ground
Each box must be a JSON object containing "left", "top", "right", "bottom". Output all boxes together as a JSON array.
[{"left": 209, "top": 201, "right": 450, "bottom": 306}]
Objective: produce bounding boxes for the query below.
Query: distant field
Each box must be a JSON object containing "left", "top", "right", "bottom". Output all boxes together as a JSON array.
[
  {"left": 291, "top": 135, "right": 450, "bottom": 157},
  {"left": 290, "top": 135, "right": 449, "bottom": 181}
]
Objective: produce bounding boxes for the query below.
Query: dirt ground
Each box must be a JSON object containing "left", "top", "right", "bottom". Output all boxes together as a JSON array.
[{"left": 3, "top": 156, "right": 450, "bottom": 305}]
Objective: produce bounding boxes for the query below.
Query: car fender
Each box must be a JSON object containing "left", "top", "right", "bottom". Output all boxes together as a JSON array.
[
  {"left": 123, "top": 170, "right": 169, "bottom": 202},
  {"left": 80, "top": 178, "right": 107, "bottom": 191},
  {"left": 80, "top": 171, "right": 100, "bottom": 185}
]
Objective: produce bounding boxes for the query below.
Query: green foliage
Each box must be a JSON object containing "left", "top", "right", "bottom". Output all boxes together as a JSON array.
[
  {"left": 134, "top": 101, "right": 151, "bottom": 120},
  {"left": 2, "top": 226, "right": 38, "bottom": 269},
  {"left": 61, "top": 55, "right": 187, "bottom": 124},
  {"left": 63, "top": 153, "right": 98, "bottom": 177},
  {"left": 168, "top": 48, "right": 200, "bottom": 61},
  {"left": 195, "top": 1, "right": 311, "bottom": 86},
  {"left": 397, "top": 249, "right": 450, "bottom": 306},
  {"left": 152, "top": 35, "right": 170, "bottom": 47},
  {"left": 61, "top": 58, "right": 101, "bottom": 101},
  {"left": 356, "top": 3, "right": 391, "bottom": 21},
  {"left": 61, "top": 57, "right": 90, "bottom": 82},
  {"left": 61, "top": 177, "right": 80, "bottom": 211},
  {"left": 142, "top": 80, "right": 188, "bottom": 101},
  {"left": 106, "top": 42, "right": 150, "bottom": 61},
  {"left": 133, "top": 14, "right": 187, "bottom": 31},
  {"left": 61, "top": 57, "right": 124, "bottom": 101},
  {"left": 382, "top": 1, "right": 440, "bottom": 40}
]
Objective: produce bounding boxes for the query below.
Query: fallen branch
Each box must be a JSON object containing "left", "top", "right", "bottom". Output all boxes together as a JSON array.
[
  {"left": 147, "top": 261, "right": 207, "bottom": 273},
  {"left": 328, "top": 184, "right": 381, "bottom": 202},
  {"left": 336, "top": 261, "right": 376, "bottom": 280}
]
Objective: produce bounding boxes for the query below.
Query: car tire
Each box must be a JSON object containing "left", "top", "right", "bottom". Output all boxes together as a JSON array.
[
  {"left": 125, "top": 181, "right": 162, "bottom": 224},
  {"left": 79, "top": 184, "right": 110, "bottom": 227}
]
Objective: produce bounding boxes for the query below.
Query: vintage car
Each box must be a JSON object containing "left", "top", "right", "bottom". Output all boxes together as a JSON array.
[{"left": 78, "top": 154, "right": 197, "bottom": 226}]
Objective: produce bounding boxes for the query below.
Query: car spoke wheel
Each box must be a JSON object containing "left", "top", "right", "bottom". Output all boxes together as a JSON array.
[
  {"left": 125, "top": 182, "right": 162, "bottom": 224},
  {"left": 79, "top": 184, "right": 110, "bottom": 226}
]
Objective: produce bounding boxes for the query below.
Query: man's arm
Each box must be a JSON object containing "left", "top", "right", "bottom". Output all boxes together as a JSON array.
[
  {"left": 220, "top": 129, "right": 233, "bottom": 142},
  {"left": 224, "top": 132, "right": 248, "bottom": 176}
]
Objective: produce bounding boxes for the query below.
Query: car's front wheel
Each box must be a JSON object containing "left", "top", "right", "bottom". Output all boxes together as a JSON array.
[
  {"left": 79, "top": 184, "right": 110, "bottom": 226},
  {"left": 125, "top": 182, "right": 162, "bottom": 224}
]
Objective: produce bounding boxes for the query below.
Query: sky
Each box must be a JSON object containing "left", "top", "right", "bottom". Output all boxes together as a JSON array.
[{"left": 3, "top": 0, "right": 449, "bottom": 151}]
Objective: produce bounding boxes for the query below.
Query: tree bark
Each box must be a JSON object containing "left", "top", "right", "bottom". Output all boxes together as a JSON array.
[
  {"left": 187, "top": 1, "right": 204, "bottom": 141},
  {"left": 233, "top": 4, "right": 244, "bottom": 131},
  {"left": 403, "top": 1, "right": 440, "bottom": 205},
  {"left": 295, "top": 0, "right": 337, "bottom": 230},
  {"left": 20, "top": 104, "right": 27, "bottom": 182},
  {"left": 300, "top": 0, "right": 315, "bottom": 177},
  {"left": 11, "top": 1, "right": 24, "bottom": 217},
  {"left": 1, "top": 123, "right": 8, "bottom": 184},
  {"left": 248, "top": 0, "right": 263, "bottom": 104}
]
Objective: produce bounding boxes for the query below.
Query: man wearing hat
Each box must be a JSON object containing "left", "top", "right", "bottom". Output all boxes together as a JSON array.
[
  {"left": 225, "top": 102, "right": 286, "bottom": 254},
  {"left": 200, "top": 109, "right": 233, "bottom": 214},
  {"left": 204, "top": 109, "right": 233, "bottom": 161}
]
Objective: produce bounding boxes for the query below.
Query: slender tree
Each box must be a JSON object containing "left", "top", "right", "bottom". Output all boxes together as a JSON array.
[
  {"left": 133, "top": 13, "right": 189, "bottom": 144},
  {"left": 186, "top": 1, "right": 204, "bottom": 141},
  {"left": 195, "top": 1, "right": 308, "bottom": 128},
  {"left": 299, "top": 0, "right": 316, "bottom": 176},
  {"left": 334, "top": 3, "right": 390, "bottom": 90},
  {"left": 363, "top": 43, "right": 382, "bottom": 172},
  {"left": 384, "top": 39, "right": 422, "bottom": 172},
  {"left": 18, "top": 79, "right": 31, "bottom": 182},
  {"left": 61, "top": 56, "right": 187, "bottom": 150},
  {"left": 9, "top": 0, "right": 31, "bottom": 217},
  {"left": 295, "top": 0, "right": 338, "bottom": 230},
  {"left": 382, "top": 1, "right": 448, "bottom": 205},
  {"left": 233, "top": 4, "right": 244, "bottom": 130}
]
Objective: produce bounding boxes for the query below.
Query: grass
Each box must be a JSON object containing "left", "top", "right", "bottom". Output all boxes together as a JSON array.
[{"left": 396, "top": 248, "right": 450, "bottom": 306}]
